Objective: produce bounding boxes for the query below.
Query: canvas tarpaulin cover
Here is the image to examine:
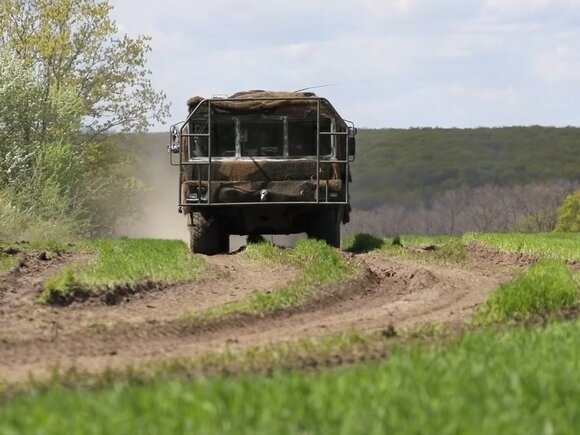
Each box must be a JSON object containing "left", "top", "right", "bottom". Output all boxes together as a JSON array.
[{"left": 186, "top": 90, "right": 335, "bottom": 115}]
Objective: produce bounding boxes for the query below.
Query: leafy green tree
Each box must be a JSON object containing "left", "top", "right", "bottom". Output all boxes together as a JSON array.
[
  {"left": 555, "top": 191, "right": 580, "bottom": 232},
  {"left": 0, "top": 47, "right": 83, "bottom": 184},
  {"left": 0, "top": 48, "right": 43, "bottom": 185},
  {"left": 0, "top": 0, "right": 169, "bottom": 134},
  {"left": 0, "top": 50, "right": 93, "bottom": 239},
  {"left": 0, "top": 0, "right": 167, "bottom": 239}
]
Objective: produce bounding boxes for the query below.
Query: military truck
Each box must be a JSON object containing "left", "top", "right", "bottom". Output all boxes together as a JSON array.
[{"left": 168, "top": 90, "right": 356, "bottom": 254}]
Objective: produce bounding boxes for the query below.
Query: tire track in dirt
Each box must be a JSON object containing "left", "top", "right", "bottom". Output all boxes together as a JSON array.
[
  {"left": 42, "top": 253, "right": 299, "bottom": 334},
  {"left": 0, "top": 244, "right": 526, "bottom": 384},
  {"left": 0, "top": 250, "right": 297, "bottom": 341},
  {"left": 0, "top": 250, "right": 86, "bottom": 341}
]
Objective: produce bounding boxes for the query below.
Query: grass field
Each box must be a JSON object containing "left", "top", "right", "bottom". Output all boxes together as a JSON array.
[
  {"left": 2, "top": 232, "right": 579, "bottom": 434},
  {"left": 345, "top": 232, "right": 580, "bottom": 264},
  {"left": 475, "top": 260, "right": 579, "bottom": 324},
  {"left": 40, "top": 239, "right": 205, "bottom": 302},
  {"left": 465, "top": 232, "right": 580, "bottom": 261},
  {"left": 2, "top": 320, "right": 580, "bottom": 434}
]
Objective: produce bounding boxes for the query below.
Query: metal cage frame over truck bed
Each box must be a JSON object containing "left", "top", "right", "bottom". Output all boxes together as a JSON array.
[{"left": 169, "top": 95, "right": 356, "bottom": 210}]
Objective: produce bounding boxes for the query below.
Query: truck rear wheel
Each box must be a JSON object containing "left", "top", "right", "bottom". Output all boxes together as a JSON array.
[
  {"left": 307, "top": 208, "right": 341, "bottom": 248},
  {"left": 189, "top": 212, "right": 227, "bottom": 255}
]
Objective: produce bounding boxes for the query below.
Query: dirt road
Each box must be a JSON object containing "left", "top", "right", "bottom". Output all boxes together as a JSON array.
[{"left": 0, "top": 243, "right": 530, "bottom": 383}]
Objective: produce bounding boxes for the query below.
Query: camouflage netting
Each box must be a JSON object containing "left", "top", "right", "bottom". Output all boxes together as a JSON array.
[
  {"left": 181, "top": 160, "right": 344, "bottom": 204},
  {"left": 212, "top": 160, "right": 339, "bottom": 182},
  {"left": 186, "top": 90, "right": 334, "bottom": 114},
  {"left": 182, "top": 161, "right": 341, "bottom": 183}
]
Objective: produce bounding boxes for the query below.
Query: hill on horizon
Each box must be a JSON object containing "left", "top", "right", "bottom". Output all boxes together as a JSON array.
[{"left": 129, "top": 126, "right": 580, "bottom": 209}]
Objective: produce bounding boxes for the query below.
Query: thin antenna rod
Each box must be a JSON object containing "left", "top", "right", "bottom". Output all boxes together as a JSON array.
[{"left": 294, "top": 83, "right": 338, "bottom": 93}]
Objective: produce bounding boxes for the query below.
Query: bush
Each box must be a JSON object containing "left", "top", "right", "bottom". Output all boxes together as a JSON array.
[{"left": 555, "top": 190, "right": 580, "bottom": 232}]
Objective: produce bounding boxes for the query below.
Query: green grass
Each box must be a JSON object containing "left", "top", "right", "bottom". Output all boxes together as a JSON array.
[
  {"left": 3, "top": 320, "right": 580, "bottom": 434},
  {"left": 4, "top": 330, "right": 384, "bottom": 395},
  {"left": 474, "top": 261, "right": 580, "bottom": 324},
  {"left": 0, "top": 240, "right": 72, "bottom": 252},
  {"left": 467, "top": 233, "right": 580, "bottom": 323},
  {"left": 344, "top": 232, "right": 580, "bottom": 265},
  {"left": 40, "top": 239, "right": 204, "bottom": 302},
  {"left": 4, "top": 232, "right": 579, "bottom": 433},
  {"left": 465, "top": 232, "right": 580, "bottom": 262},
  {"left": 381, "top": 235, "right": 466, "bottom": 265},
  {"left": 0, "top": 253, "right": 17, "bottom": 273},
  {"left": 198, "top": 239, "right": 357, "bottom": 318}
]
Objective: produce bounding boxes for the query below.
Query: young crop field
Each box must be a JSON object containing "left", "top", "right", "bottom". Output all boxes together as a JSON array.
[{"left": 1, "top": 232, "right": 579, "bottom": 433}]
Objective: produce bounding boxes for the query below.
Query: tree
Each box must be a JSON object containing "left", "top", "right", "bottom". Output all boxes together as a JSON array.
[
  {"left": 0, "top": 1, "right": 167, "bottom": 240},
  {"left": 555, "top": 190, "right": 580, "bottom": 232},
  {"left": 0, "top": 47, "right": 118, "bottom": 239},
  {"left": 0, "top": 48, "right": 43, "bottom": 185},
  {"left": 0, "top": 0, "right": 169, "bottom": 134}
]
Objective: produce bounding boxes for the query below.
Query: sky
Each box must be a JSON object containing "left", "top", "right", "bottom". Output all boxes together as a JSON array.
[{"left": 109, "top": 0, "right": 580, "bottom": 130}]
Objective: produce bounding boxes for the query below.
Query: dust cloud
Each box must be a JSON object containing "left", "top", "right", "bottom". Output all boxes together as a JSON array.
[
  {"left": 118, "top": 140, "right": 189, "bottom": 242},
  {"left": 119, "top": 136, "right": 304, "bottom": 250}
]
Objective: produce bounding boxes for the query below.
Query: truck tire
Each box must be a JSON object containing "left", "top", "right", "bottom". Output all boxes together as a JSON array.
[
  {"left": 189, "top": 213, "right": 225, "bottom": 255},
  {"left": 307, "top": 208, "right": 341, "bottom": 248}
]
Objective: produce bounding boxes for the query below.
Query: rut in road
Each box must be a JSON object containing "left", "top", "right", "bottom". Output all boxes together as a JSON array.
[
  {"left": 0, "top": 249, "right": 297, "bottom": 341},
  {"left": 0, "top": 244, "right": 529, "bottom": 383}
]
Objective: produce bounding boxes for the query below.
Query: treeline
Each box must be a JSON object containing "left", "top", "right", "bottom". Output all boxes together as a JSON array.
[
  {"left": 351, "top": 127, "right": 580, "bottom": 209},
  {"left": 134, "top": 127, "right": 580, "bottom": 212},
  {"left": 344, "top": 180, "right": 578, "bottom": 237}
]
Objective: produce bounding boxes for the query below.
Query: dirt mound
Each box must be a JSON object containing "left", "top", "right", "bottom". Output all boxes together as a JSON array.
[
  {"left": 0, "top": 249, "right": 78, "bottom": 303},
  {"left": 44, "top": 279, "right": 168, "bottom": 306},
  {"left": 465, "top": 241, "right": 537, "bottom": 268},
  {"left": 406, "top": 268, "right": 439, "bottom": 292}
]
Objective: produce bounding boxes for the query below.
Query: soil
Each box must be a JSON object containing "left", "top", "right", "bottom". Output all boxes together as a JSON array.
[{"left": 0, "top": 242, "right": 534, "bottom": 384}]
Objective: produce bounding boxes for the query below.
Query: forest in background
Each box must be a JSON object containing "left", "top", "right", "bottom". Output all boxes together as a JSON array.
[
  {"left": 136, "top": 127, "right": 580, "bottom": 208},
  {"left": 353, "top": 127, "right": 580, "bottom": 208},
  {"left": 132, "top": 127, "right": 579, "bottom": 237}
]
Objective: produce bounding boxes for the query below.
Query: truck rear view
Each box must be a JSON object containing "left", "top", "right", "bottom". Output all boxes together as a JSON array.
[{"left": 168, "top": 90, "right": 356, "bottom": 254}]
